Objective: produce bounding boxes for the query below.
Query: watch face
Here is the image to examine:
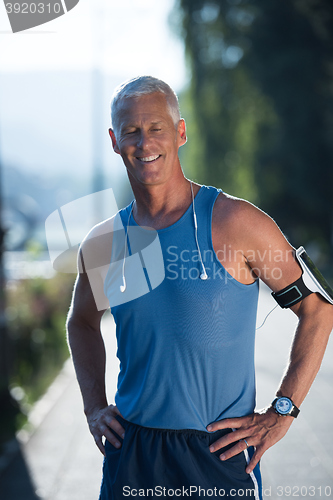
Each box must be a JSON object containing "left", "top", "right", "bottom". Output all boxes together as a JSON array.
[{"left": 276, "top": 397, "right": 292, "bottom": 415}]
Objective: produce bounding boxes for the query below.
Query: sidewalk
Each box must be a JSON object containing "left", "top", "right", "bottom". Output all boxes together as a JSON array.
[
  {"left": 0, "top": 286, "right": 332, "bottom": 499},
  {"left": 256, "top": 287, "right": 333, "bottom": 496},
  {"left": 0, "top": 311, "right": 118, "bottom": 500}
]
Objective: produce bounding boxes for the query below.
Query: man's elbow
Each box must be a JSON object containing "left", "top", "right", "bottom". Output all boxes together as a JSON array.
[
  {"left": 298, "top": 293, "right": 333, "bottom": 331},
  {"left": 319, "top": 298, "right": 333, "bottom": 333}
]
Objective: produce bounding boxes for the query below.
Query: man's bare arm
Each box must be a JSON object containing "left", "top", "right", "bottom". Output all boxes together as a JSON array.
[
  {"left": 66, "top": 223, "right": 125, "bottom": 455},
  {"left": 208, "top": 293, "right": 333, "bottom": 473},
  {"left": 209, "top": 199, "right": 333, "bottom": 472}
]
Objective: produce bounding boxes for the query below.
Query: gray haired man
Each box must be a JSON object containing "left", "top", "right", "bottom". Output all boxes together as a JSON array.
[{"left": 67, "top": 76, "right": 333, "bottom": 499}]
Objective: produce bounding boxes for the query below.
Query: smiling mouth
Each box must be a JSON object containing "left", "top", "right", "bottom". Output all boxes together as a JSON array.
[{"left": 137, "top": 154, "right": 161, "bottom": 163}]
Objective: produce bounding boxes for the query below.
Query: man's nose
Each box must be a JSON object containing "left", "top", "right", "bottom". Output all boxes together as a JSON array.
[{"left": 136, "top": 131, "right": 150, "bottom": 149}]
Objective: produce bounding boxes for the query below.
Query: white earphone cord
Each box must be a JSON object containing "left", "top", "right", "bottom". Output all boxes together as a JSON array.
[
  {"left": 120, "top": 201, "right": 135, "bottom": 293},
  {"left": 190, "top": 182, "right": 208, "bottom": 280},
  {"left": 121, "top": 183, "right": 211, "bottom": 292},
  {"left": 256, "top": 304, "right": 278, "bottom": 330}
]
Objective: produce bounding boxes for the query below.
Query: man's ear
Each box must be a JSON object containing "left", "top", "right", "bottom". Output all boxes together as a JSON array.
[
  {"left": 178, "top": 119, "right": 187, "bottom": 146},
  {"left": 109, "top": 128, "right": 121, "bottom": 154}
]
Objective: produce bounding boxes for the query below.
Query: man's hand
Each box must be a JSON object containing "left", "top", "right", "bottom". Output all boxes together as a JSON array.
[
  {"left": 207, "top": 408, "right": 293, "bottom": 473},
  {"left": 86, "top": 404, "right": 125, "bottom": 456}
]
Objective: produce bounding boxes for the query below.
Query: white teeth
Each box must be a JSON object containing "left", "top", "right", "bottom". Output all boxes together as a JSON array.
[{"left": 139, "top": 155, "right": 160, "bottom": 162}]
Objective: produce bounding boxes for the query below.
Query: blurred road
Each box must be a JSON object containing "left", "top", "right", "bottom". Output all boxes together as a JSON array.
[{"left": 0, "top": 285, "right": 332, "bottom": 500}]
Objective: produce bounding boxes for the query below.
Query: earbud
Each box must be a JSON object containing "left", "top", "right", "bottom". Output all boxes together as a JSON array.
[
  {"left": 120, "top": 278, "right": 126, "bottom": 293},
  {"left": 200, "top": 271, "right": 208, "bottom": 280}
]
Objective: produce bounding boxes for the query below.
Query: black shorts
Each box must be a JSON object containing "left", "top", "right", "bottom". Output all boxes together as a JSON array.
[{"left": 99, "top": 417, "right": 262, "bottom": 500}]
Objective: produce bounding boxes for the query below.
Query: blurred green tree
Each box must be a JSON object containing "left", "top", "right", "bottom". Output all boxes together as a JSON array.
[
  {"left": 176, "top": 0, "right": 333, "bottom": 262},
  {"left": 3, "top": 273, "right": 74, "bottom": 436}
]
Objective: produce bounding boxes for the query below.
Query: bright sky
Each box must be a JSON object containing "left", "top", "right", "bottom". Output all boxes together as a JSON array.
[
  {"left": 0, "top": 0, "right": 187, "bottom": 91},
  {"left": 0, "top": 0, "right": 189, "bottom": 194}
]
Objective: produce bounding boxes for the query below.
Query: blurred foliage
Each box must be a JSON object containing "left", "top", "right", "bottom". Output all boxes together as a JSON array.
[
  {"left": 176, "top": 0, "right": 333, "bottom": 262},
  {"left": 4, "top": 273, "right": 74, "bottom": 431}
]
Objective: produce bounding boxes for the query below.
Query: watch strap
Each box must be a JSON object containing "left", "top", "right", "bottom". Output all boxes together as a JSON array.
[{"left": 289, "top": 405, "right": 300, "bottom": 418}]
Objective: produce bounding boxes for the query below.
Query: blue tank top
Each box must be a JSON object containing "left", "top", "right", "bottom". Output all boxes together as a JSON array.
[{"left": 104, "top": 185, "right": 259, "bottom": 431}]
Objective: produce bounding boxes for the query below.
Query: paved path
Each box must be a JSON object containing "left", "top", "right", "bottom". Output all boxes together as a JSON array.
[
  {"left": 0, "top": 285, "right": 332, "bottom": 500},
  {"left": 256, "top": 287, "right": 333, "bottom": 498}
]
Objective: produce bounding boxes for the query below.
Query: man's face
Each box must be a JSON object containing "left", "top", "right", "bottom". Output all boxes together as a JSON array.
[{"left": 109, "top": 93, "right": 186, "bottom": 188}]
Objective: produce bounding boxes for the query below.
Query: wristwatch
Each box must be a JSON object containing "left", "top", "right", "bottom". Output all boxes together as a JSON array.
[{"left": 272, "top": 397, "right": 300, "bottom": 418}]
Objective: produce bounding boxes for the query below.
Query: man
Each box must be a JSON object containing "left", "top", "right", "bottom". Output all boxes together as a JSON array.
[{"left": 67, "top": 76, "right": 333, "bottom": 499}]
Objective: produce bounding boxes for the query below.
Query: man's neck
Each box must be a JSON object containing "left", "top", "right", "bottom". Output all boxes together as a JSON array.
[{"left": 130, "top": 177, "right": 198, "bottom": 230}]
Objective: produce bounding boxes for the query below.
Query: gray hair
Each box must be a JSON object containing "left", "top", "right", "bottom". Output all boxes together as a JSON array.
[{"left": 110, "top": 76, "right": 181, "bottom": 138}]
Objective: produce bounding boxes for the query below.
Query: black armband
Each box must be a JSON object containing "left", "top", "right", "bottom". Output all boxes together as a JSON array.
[
  {"left": 271, "top": 246, "right": 333, "bottom": 309},
  {"left": 271, "top": 275, "right": 312, "bottom": 308}
]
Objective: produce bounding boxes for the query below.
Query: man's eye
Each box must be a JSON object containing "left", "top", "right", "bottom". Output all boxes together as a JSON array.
[{"left": 152, "top": 128, "right": 161, "bottom": 132}]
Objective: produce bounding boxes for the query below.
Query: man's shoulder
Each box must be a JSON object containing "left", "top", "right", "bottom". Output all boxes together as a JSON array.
[
  {"left": 79, "top": 215, "right": 117, "bottom": 272},
  {"left": 81, "top": 214, "right": 117, "bottom": 248},
  {"left": 214, "top": 192, "right": 270, "bottom": 229},
  {"left": 84, "top": 215, "right": 116, "bottom": 242},
  {"left": 213, "top": 192, "right": 291, "bottom": 258}
]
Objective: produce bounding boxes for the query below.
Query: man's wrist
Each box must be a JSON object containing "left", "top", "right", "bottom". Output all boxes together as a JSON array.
[
  {"left": 271, "top": 396, "right": 300, "bottom": 418},
  {"left": 84, "top": 399, "right": 108, "bottom": 417}
]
